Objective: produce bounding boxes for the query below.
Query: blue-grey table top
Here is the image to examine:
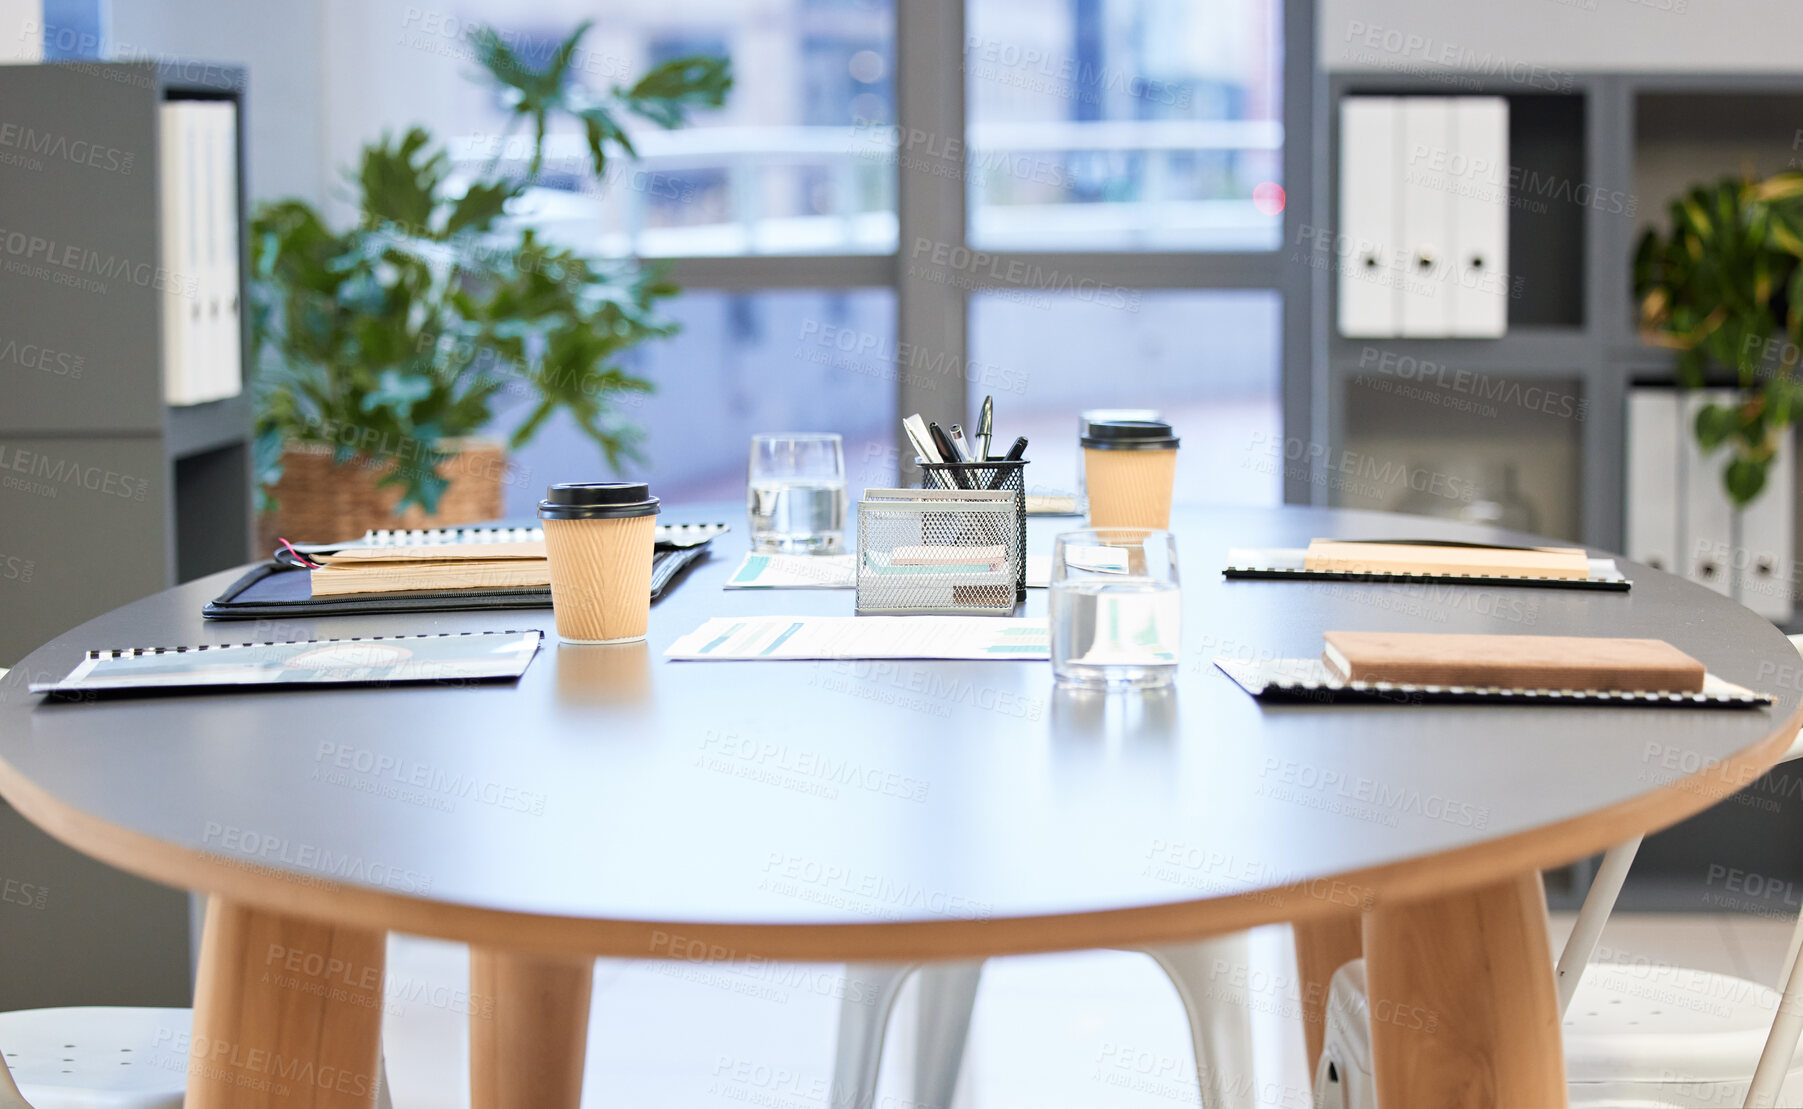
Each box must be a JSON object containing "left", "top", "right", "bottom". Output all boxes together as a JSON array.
[{"left": 0, "top": 503, "right": 1794, "bottom": 958}]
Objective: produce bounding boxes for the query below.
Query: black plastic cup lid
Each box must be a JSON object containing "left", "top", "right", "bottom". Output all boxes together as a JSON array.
[
  {"left": 1081, "top": 420, "right": 1179, "bottom": 450},
  {"left": 537, "top": 482, "right": 661, "bottom": 520}
]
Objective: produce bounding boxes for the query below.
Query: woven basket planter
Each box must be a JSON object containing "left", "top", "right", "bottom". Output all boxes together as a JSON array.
[{"left": 257, "top": 438, "right": 509, "bottom": 549}]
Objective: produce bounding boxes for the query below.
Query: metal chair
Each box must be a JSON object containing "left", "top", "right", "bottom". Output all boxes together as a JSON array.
[
  {"left": 831, "top": 934, "right": 1257, "bottom": 1109},
  {"left": 0, "top": 1007, "right": 393, "bottom": 1109},
  {"left": 1311, "top": 635, "right": 1803, "bottom": 1107},
  {"left": 0, "top": 1007, "right": 190, "bottom": 1109}
]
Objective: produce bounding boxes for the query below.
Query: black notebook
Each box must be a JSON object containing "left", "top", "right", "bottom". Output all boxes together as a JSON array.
[{"left": 204, "top": 523, "right": 725, "bottom": 620}]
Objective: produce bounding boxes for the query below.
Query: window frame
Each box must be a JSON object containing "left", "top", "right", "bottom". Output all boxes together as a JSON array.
[{"left": 660, "top": 0, "right": 1320, "bottom": 503}]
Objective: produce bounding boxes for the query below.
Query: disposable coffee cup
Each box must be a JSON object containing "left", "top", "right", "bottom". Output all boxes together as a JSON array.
[
  {"left": 1082, "top": 420, "right": 1180, "bottom": 528},
  {"left": 538, "top": 482, "right": 661, "bottom": 644},
  {"left": 1076, "top": 408, "right": 1161, "bottom": 504}
]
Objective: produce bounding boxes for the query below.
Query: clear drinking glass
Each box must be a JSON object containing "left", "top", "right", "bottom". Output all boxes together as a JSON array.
[
  {"left": 748, "top": 433, "right": 847, "bottom": 552},
  {"left": 1050, "top": 528, "right": 1181, "bottom": 689}
]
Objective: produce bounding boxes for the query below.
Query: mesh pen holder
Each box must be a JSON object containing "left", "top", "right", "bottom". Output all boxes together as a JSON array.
[
  {"left": 917, "top": 458, "right": 1027, "bottom": 601},
  {"left": 857, "top": 489, "right": 1022, "bottom": 616}
]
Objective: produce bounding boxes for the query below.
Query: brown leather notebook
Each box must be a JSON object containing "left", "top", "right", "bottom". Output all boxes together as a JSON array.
[
  {"left": 1321, "top": 631, "right": 1707, "bottom": 692},
  {"left": 1304, "top": 540, "right": 1590, "bottom": 579}
]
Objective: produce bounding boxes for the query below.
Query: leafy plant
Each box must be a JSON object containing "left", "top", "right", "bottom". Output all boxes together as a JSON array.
[
  {"left": 251, "top": 23, "right": 731, "bottom": 513},
  {"left": 1633, "top": 173, "right": 1803, "bottom": 506}
]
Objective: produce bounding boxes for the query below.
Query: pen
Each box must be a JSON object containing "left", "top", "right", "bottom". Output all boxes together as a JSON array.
[
  {"left": 976, "top": 396, "right": 994, "bottom": 460},
  {"left": 927, "top": 422, "right": 970, "bottom": 488},
  {"left": 948, "top": 424, "right": 975, "bottom": 462},
  {"left": 987, "top": 436, "right": 1028, "bottom": 489},
  {"left": 904, "top": 414, "right": 952, "bottom": 489},
  {"left": 903, "top": 413, "right": 939, "bottom": 462}
]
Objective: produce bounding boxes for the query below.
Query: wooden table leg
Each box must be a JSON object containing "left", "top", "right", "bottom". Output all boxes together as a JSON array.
[
  {"left": 1364, "top": 871, "right": 1566, "bottom": 1108},
  {"left": 187, "top": 897, "right": 387, "bottom": 1109},
  {"left": 470, "top": 947, "right": 593, "bottom": 1109},
  {"left": 1293, "top": 911, "right": 1364, "bottom": 1079}
]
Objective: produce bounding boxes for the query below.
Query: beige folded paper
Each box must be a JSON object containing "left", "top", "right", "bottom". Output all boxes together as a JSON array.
[
  {"left": 1303, "top": 539, "right": 1590, "bottom": 579},
  {"left": 319, "top": 540, "right": 547, "bottom": 563},
  {"left": 891, "top": 544, "right": 1006, "bottom": 566},
  {"left": 310, "top": 559, "right": 550, "bottom": 596}
]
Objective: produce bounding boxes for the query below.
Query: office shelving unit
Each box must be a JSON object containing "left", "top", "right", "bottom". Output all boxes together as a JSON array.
[
  {"left": 1325, "top": 71, "right": 1803, "bottom": 552},
  {"left": 0, "top": 60, "right": 252, "bottom": 670},
  {"left": 0, "top": 60, "right": 249, "bottom": 1009},
  {"left": 1324, "top": 71, "right": 1803, "bottom": 910},
  {"left": 1324, "top": 73, "right": 1615, "bottom": 549}
]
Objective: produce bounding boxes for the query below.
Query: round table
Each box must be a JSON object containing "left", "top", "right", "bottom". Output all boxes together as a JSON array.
[{"left": 1, "top": 504, "right": 1797, "bottom": 1109}]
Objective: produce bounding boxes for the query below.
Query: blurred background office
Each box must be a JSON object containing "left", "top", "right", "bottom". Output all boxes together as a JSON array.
[{"left": 38, "top": 0, "right": 1290, "bottom": 516}]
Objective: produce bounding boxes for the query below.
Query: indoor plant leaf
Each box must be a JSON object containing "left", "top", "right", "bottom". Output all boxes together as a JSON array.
[
  {"left": 443, "top": 180, "right": 519, "bottom": 239},
  {"left": 1694, "top": 403, "right": 1737, "bottom": 452},
  {"left": 1724, "top": 456, "right": 1769, "bottom": 506},
  {"left": 621, "top": 56, "right": 733, "bottom": 128},
  {"left": 358, "top": 128, "right": 442, "bottom": 233}
]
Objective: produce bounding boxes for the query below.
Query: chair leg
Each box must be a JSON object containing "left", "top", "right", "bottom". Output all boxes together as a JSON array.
[
  {"left": 1140, "top": 935, "right": 1258, "bottom": 1109},
  {"left": 831, "top": 963, "right": 920, "bottom": 1109},
  {"left": 911, "top": 961, "right": 986, "bottom": 1109},
  {"left": 1554, "top": 836, "right": 1642, "bottom": 1016},
  {"left": 1747, "top": 913, "right": 1803, "bottom": 1107},
  {"left": 0, "top": 1052, "right": 28, "bottom": 1109},
  {"left": 375, "top": 1052, "right": 394, "bottom": 1109},
  {"left": 1781, "top": 906, "right": 1803, "bottom": 991}
]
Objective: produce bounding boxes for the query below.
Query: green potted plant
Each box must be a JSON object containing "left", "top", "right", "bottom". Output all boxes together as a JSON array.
[
  {"left": 1633, "top": 173, "right": 1803, "bottom": 508},
  {"left": 251, "top": 23, "right": 730, "bottom": 543}
]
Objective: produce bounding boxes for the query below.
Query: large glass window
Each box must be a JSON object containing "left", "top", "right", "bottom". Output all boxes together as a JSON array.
[
  {"left": 312, "top": 0, "right": 1297, "bottom": 509},
  {"left": 549, "top": 0, "right": 897, "bottom": 256},
  {"left": 497, "top": 290, "right": 897, "bottom": 515},
  {"left": 969, "top": 289, "right": 1282, "bottom": 503},
  {"left": 965, "top": 0, "right": 1283, "bottom": 251},
  {"left": 328, "top": 0, "right": 898, "bottom": 256}
]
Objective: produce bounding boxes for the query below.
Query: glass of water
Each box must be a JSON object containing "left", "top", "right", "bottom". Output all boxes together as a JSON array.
[
  {"left": 748, "top": 433, "right": 847, "bottom": 553},
  {"left": 1049, "top": 528, "right": 1181, "bottom": 689}
]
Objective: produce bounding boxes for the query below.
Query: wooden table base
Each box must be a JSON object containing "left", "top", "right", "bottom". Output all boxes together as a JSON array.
[
  {"left": 187, "top": 898, "right": 387, "bottom": 1109},
  {"left": 470, "top": 947, "right": 594, "bottom": 1109},
  {"left": 1364, "top": 871, "right": 1567, "bottom": 1107}
]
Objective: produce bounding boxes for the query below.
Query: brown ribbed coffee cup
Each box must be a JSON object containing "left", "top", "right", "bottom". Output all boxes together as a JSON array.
[
  {"left": 539, "top": 482, "right": 660, "bottom": 644},
  {"left": 1082, "top": 420, "right": 1179, "bottom": 528}
]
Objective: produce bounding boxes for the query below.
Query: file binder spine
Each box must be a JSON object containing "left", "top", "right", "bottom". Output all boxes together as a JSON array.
[
  {"left": 357, "top": 523, "right": 729, "bottom": 548},
  {"left": 86, "top": 629, "right": 537, "bottom": 660}
]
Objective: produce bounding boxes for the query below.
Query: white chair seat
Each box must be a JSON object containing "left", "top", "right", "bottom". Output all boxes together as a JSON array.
[
  {"left": 0, "top": 1007, "right": 190, "bottom": 1109},
  {"left": 1317, "top": 960, "right": 1803, "bottom": 1108},
  {"left": 835, "top": 937, "right": 1257, "bottom": 1109}
]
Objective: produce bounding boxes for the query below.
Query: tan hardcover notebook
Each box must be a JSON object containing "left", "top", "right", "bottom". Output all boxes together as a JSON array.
[
  {"left": 310, "top": 559, "right": 551, "bottom": 597},
  {"left": 1304, "top": 540, "right": 1590, "bottom": 579},
  {"left": 1320, "top": 631, "right": 1707, "bottom": 692}
]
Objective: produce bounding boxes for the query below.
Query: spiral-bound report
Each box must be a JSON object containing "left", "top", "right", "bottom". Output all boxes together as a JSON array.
[
  {"left": 29, "top": 631, "right": 542, "bottom": 698},
  {"left": 1213, "top": 656, "right": 1773, "bottom": 708}
]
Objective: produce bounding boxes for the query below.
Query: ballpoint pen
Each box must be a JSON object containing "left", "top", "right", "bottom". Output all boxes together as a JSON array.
[
  {"left": 948, "top": 424, "right": 975, "bottom": 462},
  {"left": 927, "top": 422, "right": 970, "bottom": 488},
  {"left": 976, "top": 395, "right": 994, "bottom": 460},
  {"left": 987, "top": 436, "right": 1028, "bottom": 489}
]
